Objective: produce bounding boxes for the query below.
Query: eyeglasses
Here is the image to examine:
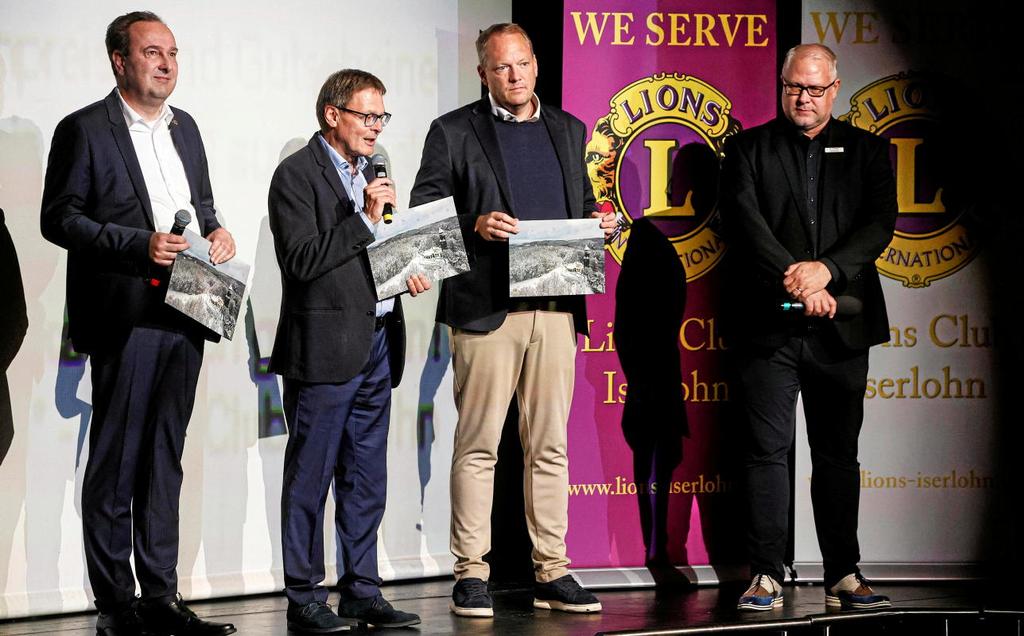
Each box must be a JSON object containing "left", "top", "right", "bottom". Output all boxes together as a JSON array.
[
  {"left": 335, "top": 106, "right": 392, "bottom": 128},
  {"left": 781, "top": 79, "right": 837, "bottom": 97}
]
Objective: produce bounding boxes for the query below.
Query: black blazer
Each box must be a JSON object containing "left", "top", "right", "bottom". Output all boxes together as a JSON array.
[
  {"left": 40, "top": 89, "right": 222, "bottom": 355},
  {"left": 267, "top": 135, "right": 405, "bottom": 386},
  {"left": 719, "top": 117, "right": 897, "bottom": 350},
  {"left": 409, "top": 98, "right": 596, "bottom": 334}
]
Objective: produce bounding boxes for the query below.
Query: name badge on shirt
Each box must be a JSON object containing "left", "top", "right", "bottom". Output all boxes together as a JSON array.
[{"left": 824, "top": 147, "right": 844, "bottom": 153}]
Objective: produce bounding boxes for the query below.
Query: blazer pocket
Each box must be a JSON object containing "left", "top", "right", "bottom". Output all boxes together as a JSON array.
[{"left": 286, "top": 308, "right": 349, "bottom": 360}]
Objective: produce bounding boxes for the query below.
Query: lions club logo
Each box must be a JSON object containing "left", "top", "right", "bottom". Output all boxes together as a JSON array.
[
  {"left": 587, "top": 73, "right": 741, "bottom": 281},
  {"left": 841, "top": 72, "right": 980, "bottom": 288}
]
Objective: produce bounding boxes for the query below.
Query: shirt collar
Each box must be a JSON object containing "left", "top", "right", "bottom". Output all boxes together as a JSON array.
[
  {"left": 116, "top": 88, "right": 173, "bottom": 129},
  {"left": 790, "top": 116, "right": 833, "bottom": 143},
  {"left": 488, "top": 92, "right": 541, "bottom": 123},
  {"left": 317, "top": 133, "right": 368, "bottom": 175}
]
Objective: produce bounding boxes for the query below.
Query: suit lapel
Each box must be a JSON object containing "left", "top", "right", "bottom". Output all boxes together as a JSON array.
[
  {"left": 541, "top": 109, "right": 577, "bottom": 218},
  {"left": 104, "top": 90, "right": 155, "bottom": 230},
  {"left": 468, "top": 100, "right": 515, "bottom": 214},
  {"left": 309, "top": 135, "right": 353, "bottom": 214},
  {"left": 168, "top": 108, "right": 203, "bottom": 215},
  {"left": 770, "top": 119, "right": 814, "bottom": 246}
]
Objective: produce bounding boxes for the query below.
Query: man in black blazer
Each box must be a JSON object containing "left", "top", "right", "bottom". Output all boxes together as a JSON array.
[
  {"left": 410, "top": 23, "right": 615, "bottom": 618},
  {"left": 40, "top": 11, "right": 236, "bottom": 636},
  {"left": 719, "top": 44, "right": 897, "bottom": 612},
  {"left": 268, "top": 69, "right": 427, "bottom": 634}
]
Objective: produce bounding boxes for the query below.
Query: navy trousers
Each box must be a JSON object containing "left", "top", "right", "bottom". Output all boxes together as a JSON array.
[
  {"left": 737, "top": 331, "right": 868, "bottom": 590},
  {"left": 82, "top": 327, "right": 203, "bottom": 611},
  {"left": 281, "top": 327, "right": 391, "bottom": 607}
]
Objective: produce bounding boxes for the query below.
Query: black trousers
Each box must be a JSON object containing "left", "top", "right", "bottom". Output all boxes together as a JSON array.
[
  {"left": 737, "top": 330, "right": 868, "bottom": 589},
  {"left": 82, "top": 327, "right": 203, "bottom": 611}
]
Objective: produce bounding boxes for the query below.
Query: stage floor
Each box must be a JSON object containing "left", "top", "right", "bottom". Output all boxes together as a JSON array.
[{"left": 1, "top": 579, "right": 1020, "bottom": 635}]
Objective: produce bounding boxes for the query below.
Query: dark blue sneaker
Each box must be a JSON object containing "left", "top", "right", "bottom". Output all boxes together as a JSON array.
[
  {"left": 533, "top": 575, "right": 602, "bottom": 613},
  {"left": 449, "top": 577, "right": 493, "bottom": 618},
  {"left": 737, "top": 574, "right": 783, "bottom": 611},
  {"left": 826, "top": 573, "right": 891, "bottom": 610}
]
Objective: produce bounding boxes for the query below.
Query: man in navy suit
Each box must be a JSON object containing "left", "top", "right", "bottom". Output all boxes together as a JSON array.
[
  {"left": 41, "top": 12, "right": 236, "bottom": 636},
  {"left": 719, "top": 44, "right": 897, "bottom": 613},
  {"left": 268, "top": 69, "right": 428, "bottom": 634}
]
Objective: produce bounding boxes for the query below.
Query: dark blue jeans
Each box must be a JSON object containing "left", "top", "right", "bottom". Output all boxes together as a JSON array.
[{"left": 281, "top": 327, "right": 391, "bottom": 608}]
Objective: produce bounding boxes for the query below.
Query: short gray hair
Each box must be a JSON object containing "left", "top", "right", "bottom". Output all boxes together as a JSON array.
[{"left": 781, "top": 44, "right": 838, "bottom": 81}]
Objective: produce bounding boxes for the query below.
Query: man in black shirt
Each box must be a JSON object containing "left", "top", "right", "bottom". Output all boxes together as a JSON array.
[{"left": 719, "top": 43, "right": 897, "bottom": 612}]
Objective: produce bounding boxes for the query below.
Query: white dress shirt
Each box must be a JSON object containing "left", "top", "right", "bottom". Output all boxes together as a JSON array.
[
  {"left": 117, "top": 89, "right": 201, "bottom": 237},
  {"left": 488, "top": 91, "right": 542, "bottom": 122}
]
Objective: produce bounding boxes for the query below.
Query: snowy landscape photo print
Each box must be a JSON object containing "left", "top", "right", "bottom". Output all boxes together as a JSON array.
[
  {"left": 165, "top": 229, "right": 249, "bottom": 339},
  {"left": 509, "top": 218, "right": 605, "bottom": 297},
  {"left": 367, "top": 196, "right": 469, "bottom": 300}
]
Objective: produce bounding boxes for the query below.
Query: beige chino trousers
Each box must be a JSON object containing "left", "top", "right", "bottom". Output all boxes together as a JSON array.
[{"left": 449, "top": 310, "right": 577, "bottom": 583}]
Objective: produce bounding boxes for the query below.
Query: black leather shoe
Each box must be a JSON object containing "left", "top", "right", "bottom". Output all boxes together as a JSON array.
[
  {"left": 337, "top": 594, "right": 420, "bottom": 628},
  {"left": 96, "top": 605, "right": 152, "bottom": 636},
  {"left": 138, "top": 594, "right": 237, "bottom": 635},
  {"left": 287, "top": 601, "right": 353, "bottom": 633}
]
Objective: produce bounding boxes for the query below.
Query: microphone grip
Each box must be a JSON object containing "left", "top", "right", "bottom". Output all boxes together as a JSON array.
[
  {"left": 373, "top": 162, "right": 394, "bottom": 224},
  {"left": 779, "top": 295, "right": 862, "bottom": 317}
]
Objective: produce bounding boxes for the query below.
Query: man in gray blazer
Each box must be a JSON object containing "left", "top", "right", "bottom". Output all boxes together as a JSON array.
[{"left": 268, "top": 69, "right": 428, "bottom": 634}]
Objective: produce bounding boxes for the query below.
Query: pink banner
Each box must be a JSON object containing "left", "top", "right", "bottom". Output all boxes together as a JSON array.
[{"left": 562, "top": 0, "right": 778, "bottom": 569}]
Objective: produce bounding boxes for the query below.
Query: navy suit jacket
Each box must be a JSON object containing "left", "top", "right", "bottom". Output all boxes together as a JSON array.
[
  {"left": 719, "top": 117, "right": 898, "bottom": 350},
  {"left": 41, "top": 89, "right": 223, "bottom": 355},
  {"left": 409, "top": 98, "right": 596, "bottom": 334},
  {"left": 267, "top": 135, "right": 405, "bottom": 386}
]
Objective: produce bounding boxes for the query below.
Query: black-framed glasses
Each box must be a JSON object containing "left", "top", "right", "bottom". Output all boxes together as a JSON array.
[
  {"left": 781, "top": 79, "right": 837, "bottom": 97},
  {"left": 335, "top": 106, "right": 392, "bottom": 128}
]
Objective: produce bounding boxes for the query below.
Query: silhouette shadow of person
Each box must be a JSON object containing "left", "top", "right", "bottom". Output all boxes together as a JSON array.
[
  {"left": 614, "top": 216, "right": 688, "bottom": 579},
  {"left": 0, "top": 208, "right": 28, "bottom": 465}
]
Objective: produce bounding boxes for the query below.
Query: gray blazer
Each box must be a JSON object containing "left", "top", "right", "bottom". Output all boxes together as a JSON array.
[{"left": 267, "top": 134, "right": 405, "bottom": 385}]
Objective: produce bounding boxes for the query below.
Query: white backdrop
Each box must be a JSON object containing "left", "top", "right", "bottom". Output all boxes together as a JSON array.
[
  {"left": 794, "top": 0, "right": 997, "bottom": 576},
  {"left": 0, "top": 0, "right": 508, "bottom": 618}
]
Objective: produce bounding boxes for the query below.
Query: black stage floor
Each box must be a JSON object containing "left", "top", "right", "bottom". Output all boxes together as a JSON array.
[{"left": 2, "top": 579, "right": 1022, "bottom": 635}]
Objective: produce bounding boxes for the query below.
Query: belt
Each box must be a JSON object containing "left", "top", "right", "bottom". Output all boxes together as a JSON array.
[{"left": 508, "top": 299, "right": 561, "bottom": 313}]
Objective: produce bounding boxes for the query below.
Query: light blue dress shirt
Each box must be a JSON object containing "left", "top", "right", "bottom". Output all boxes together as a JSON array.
[{"left": 317, "top": 134, "right": 394, "bottom": 317}]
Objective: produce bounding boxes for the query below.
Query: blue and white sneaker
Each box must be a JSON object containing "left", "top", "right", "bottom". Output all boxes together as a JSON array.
[
  {"left": 737, "top": 574, "right": 783, "bottom": 611},
  {"left": 826, "top": 573, "right": 891, "bottom": 610}
]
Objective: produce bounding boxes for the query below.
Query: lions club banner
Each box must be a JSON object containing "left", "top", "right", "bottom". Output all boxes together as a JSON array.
[
  {"left": 792, "top": 1, "right": 997, "bottom": 575},
  {"left": 561, "top": 0, "right": 777, "bottom": 574}
]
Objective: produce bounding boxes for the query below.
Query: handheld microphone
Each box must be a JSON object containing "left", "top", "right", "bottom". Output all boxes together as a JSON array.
[
  {"left": 371, "top": 154, "right": 393, "bottom": 224},
  {"left": 148, "top": 210, "right": 192, "bottom": 288},
  {"left": 779, "top": 295, "right": 862, "bottom": 318},
  {"left": 170, "top": 209, "right": 191, "bottom": 236}
]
